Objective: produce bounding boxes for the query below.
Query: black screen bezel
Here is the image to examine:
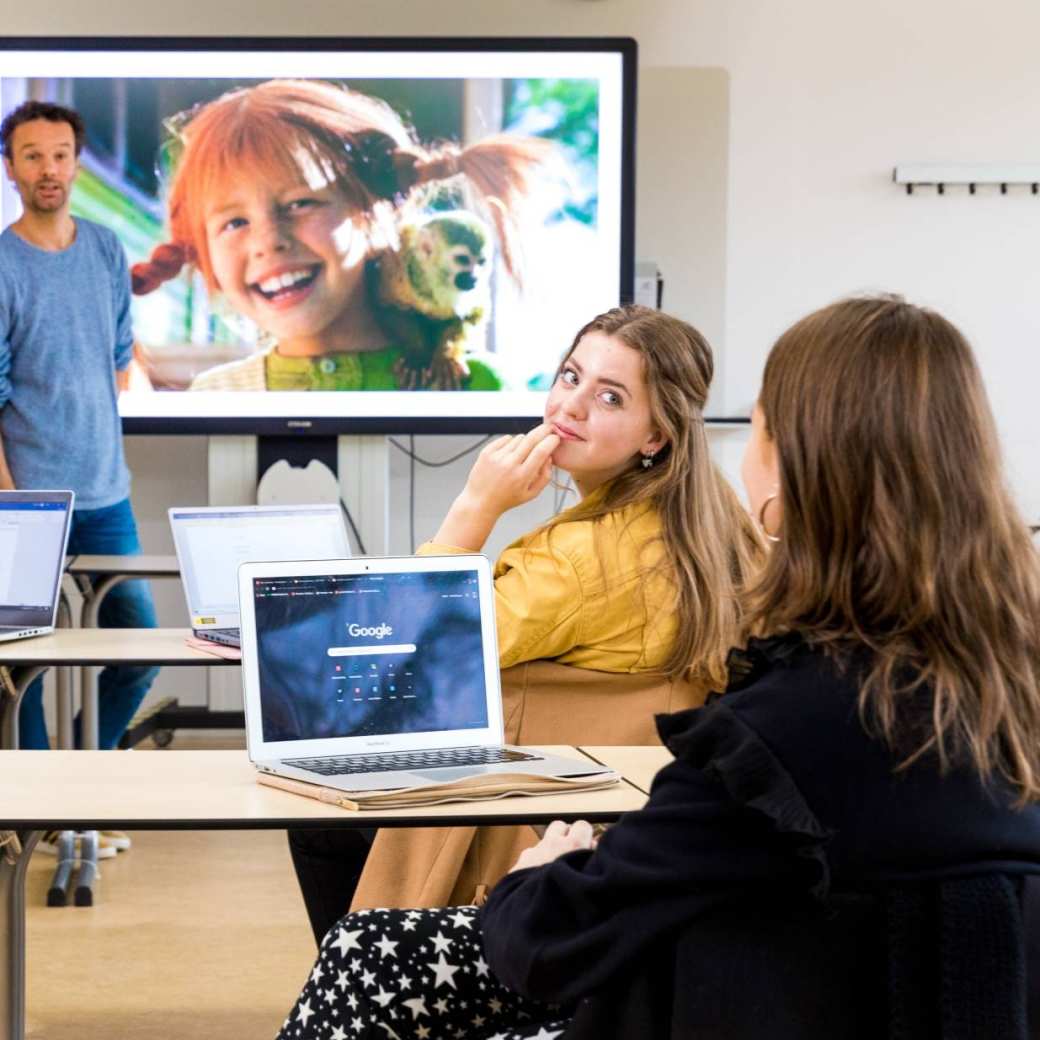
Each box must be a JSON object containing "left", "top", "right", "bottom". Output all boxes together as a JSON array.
[{"left": 0, "top": 35, "right": 637, "bottom": 436}]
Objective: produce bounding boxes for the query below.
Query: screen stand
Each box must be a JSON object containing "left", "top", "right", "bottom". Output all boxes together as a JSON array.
[{"left": 205, "top": 434, "right": 390, "bottom": 711}]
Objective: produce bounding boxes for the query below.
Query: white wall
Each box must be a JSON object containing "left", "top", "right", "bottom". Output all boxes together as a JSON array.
[
  {"left": 7, "top": 0, "right": 1031, "bottom": 501},
  {"left": 10, "top": 0, "right": 1040, "bottom": 715}
]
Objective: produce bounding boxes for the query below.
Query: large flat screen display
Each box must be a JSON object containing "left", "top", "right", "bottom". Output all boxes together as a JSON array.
[{"left": 0, "top": 37, "right": 636, "bottom": 433}]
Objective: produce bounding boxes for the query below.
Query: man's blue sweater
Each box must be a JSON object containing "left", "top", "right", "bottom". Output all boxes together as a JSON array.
[{"left": 0, "top": 218, "right": 132, "bottom": 509}]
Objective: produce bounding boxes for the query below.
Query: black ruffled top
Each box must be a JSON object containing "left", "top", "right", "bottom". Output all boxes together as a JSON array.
[{"left": 480, "top": 632, "right": 1040, "bottom": 1037}]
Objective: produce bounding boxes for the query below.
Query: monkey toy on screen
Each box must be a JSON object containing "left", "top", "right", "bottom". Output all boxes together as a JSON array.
[{"left": 368, "top": 210, "right": 493, "bottom": 391}]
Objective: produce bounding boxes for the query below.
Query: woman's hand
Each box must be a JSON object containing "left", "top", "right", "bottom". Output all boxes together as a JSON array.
[
  {"left": 428, "top": 424, "right": 560, "bottom": 551},
  {"left": 462, "top": 425, "right": 560, "bottom": 515},
  {"left": 510, "top": 819, "right": 598, "bottom": 873}
]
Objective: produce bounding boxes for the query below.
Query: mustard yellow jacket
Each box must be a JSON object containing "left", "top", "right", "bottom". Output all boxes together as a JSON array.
[
  {"left": 418, "top": 495, "right": 676, "bottom": 673},
  {"left": 355, "top": 500, "right": 701, "bottom": 912}
]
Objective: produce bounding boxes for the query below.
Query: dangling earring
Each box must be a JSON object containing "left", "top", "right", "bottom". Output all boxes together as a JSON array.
[
  {"left": 641, "top": 452, "right": 655, "bottom": 469},
  {"left": 757, "top": 491, "right": 781, "bottom": 543}
]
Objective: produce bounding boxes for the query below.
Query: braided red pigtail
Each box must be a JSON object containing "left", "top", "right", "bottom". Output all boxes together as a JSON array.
[{"left": 131, "top": 242, "right": 194, "bottom": 296}]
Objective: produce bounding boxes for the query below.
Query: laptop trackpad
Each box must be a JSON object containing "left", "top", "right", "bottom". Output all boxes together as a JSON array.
[{"left": 413, "top": 766, "right": 491, "bottom": 782}]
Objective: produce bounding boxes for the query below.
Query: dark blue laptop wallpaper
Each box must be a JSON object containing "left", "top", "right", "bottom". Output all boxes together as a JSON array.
[{"left": 252, "top": 570, "right": 489, "bottom": 743}]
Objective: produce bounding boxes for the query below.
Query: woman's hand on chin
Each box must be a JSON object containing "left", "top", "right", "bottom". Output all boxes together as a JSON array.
[
  {"left": 463, "top": 424, "right": 561, "bottom": 516},
  {"left": 429, "top": 425, "right": 560, "bottom": 551}
]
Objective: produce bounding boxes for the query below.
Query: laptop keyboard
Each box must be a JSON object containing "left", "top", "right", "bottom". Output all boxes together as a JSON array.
[{"left": 283, "top": 746, "right": 539, "bottom": 776}]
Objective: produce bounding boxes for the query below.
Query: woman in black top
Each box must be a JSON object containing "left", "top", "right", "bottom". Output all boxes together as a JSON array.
[{"left": 277, "top": 296, "right": 1040, "bottom": 1040}]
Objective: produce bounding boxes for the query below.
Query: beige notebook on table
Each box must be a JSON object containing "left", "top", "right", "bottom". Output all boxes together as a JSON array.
[{"left": 257, "top": 768, "right": 620, "bottom": 812}]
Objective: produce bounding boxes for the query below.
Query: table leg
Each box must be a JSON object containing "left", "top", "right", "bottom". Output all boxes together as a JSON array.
[
  {"left": 0, "top": 667, "right": 48, "bottom": 751},
  {"left": 55, "top": 592, "right": 74, "bottom": 751},
  {"left": 79, "top": 665, "right": 98, "bottom": 751},
  {"left": 76, "top": 576, "right": 124, "bottom": 909},
  {"left": 1, "top": 830, "right": 40, "bottom": 1040},
  {"left": 77, "top": 573, "right": 123, "bottom": 752}
]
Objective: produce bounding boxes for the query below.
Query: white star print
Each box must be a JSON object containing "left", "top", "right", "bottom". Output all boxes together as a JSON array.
[
  {"left": 474, "top": 955, "right": 489, "bottom": 977},
  {"left": 532, "top": 1029, "right": 563, "bottom": 1039},
  {"left": 428, "top": 953, "right": 460, "bottom": 990},
  {"left": 296, "top": 999, "right": 315, "bottom": 1027},
  {"left": 376, "top": 1024, "right": 402, "bottom": 1039},
  {"left": 447, "top": 909, "right": 473, "bottom": 930},
  {"left": 349, "top": 958, "right": 361, "bottom": 972},
  {"left": 472, "top": 1013, "right": 487, "bottom": 1027},
  {"left": 488, "top": 997, "right": 503, "bottom": 1013},
  {"left": 350, "top": 1017, "right": 364, "bottom": 1034},
  {"left": 309, "top": 963, "right": 324, "bottom": 986},
  {"left": 433, "top": 997, "right": 450, "bottom": 1014},
  {"left": 402, "top": 995, "right": 429, "bottom": 1019},
  {"left": 375, "top": 934, "right": 399, "bottom": 959},
  {"left": 416, "top": 1027, "right": 431, "bottom": 1039},
  {"left": 331, "top": 1028, "right": 347, "bottom": 1040},
  {"left": 335, "top": 970, "right": 349, "bottom": 992},
  {"left": 485, "top": 1034, "right": 508, "bottom": 1040},
  {"left": 430, "top": 930, "right": 453, "bottom": 954},
  {"left": 329, "top": 928, "right": 364, "bottom": 959},
  {"left": 323, "top": 987, "right": 336, "bottom": 1005},
  {"left": 346, "top": 993, "right": 358, "bottom": 1010},
  {"left": 402, "top": 917, "right": 418, "bottom": 932},
  {"left": 360, "top": 969, "right": 376, "bottom": 988},
  {"left": 372, "top": 985, "right": 395, "bottom": 1008}
]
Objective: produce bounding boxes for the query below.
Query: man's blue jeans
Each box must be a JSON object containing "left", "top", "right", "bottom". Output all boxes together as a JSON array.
[{"left": 18, "top": 497, "right": 159, "bottom": 750}]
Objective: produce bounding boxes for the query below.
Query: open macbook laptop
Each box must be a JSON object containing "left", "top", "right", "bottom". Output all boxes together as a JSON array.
[
  {"left": 0, "top": 489, "right": 74, "bottom": 642},
  {"left": 237, "top": 554, "right": 615, "bottom": 792},
  {"left": 169, "top": 504, "right": 351, "bottom": 648}
]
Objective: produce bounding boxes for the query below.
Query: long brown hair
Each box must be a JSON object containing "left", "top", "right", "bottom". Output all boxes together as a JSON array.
[
  {"left": 746, "top": 294, "right": 1040, "bottom": 801},
  {"left": 131, "top": 79, "right": 551, "bottom": 294},
  {"left": 546, "top": 305, "right": 765, "bottom": 687}
]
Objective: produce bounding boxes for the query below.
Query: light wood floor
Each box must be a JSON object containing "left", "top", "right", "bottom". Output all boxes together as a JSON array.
[{"left": 23, "top": 733, "right": 318, "bottom": 1040}]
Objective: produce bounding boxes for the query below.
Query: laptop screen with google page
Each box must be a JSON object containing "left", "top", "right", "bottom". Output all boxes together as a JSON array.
[{"left": 252, "top": 569, "right": 488, "bottom": 743}]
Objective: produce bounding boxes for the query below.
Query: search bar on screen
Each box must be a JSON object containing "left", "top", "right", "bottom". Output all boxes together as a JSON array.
[{"left": 327, "top": 644, "right": 417, "bottom": 657}]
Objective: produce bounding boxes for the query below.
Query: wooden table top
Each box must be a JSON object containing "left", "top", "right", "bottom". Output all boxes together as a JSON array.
[
  {"left": 579, "top": 746, "right": 673, "bottom": 794},
  {"left": 0, "top": 747, "right": 648, "bottom": 830},
  {"left": 0, "top": 628, "right": 236, "bottom": 667},
  {"left": 65, "top": 554, "right": 180, "bottom": 576}
]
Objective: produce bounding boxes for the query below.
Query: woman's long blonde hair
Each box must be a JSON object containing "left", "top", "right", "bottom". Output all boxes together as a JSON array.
[
  {"left": 746, "top": 295, "right": 1040, "bottom": 802},
  {"left": 546, "top": 305, "right": 765, "bottom": 687}
]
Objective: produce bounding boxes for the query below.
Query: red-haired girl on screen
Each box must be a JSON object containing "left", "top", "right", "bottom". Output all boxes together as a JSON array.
[{"left": 132, "top": 79, "right": 552, "bottom": 392}]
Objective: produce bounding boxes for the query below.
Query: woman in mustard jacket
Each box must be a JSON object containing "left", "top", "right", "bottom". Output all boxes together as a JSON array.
[{"left": 290, "top": 304, "right": 764, "bottom": 937}]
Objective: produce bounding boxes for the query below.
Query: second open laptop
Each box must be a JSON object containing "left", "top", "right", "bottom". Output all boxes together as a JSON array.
[
  {"left": 0, "top": 489, "right": 74, "bottom": 642},
  {"left": 237, "top": 554, "right": 615, "bottom": 792},
  {"left": 169, "top": 503, "right": 352, "bottom": 648}
]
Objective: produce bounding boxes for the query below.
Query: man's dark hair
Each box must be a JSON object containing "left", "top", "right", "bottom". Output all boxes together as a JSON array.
[{"left": 0, "top": 100, "right": 85, "bottom": 158}]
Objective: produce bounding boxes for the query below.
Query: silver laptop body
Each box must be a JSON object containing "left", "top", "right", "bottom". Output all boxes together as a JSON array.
[
  {"left": 169, "top": 503, "right": 352, "bottom": 648},
  {"left": 0, "top": 489, "right": 74, "bottom": 642},
  {"left": 237, "top": 554, "right": 614, "bottom": 792}
]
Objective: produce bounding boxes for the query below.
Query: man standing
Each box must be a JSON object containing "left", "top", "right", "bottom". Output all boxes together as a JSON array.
[{"left": 0, "top": 100, "right": 158, "bottom": 753}]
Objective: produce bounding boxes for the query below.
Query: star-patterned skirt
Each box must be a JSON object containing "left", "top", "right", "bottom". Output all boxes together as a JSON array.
[{"left": 277, "top": 906, "right": 571, "bottom": 1040}]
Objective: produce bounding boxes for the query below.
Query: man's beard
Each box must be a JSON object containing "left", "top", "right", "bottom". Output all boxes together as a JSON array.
[{"left": 29, "top": 182, "right": 66, "bottom": 212}]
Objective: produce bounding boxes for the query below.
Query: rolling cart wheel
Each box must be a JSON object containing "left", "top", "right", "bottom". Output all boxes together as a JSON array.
[{"left": 152, "top": 729, "right": 174, "bottom": 748}]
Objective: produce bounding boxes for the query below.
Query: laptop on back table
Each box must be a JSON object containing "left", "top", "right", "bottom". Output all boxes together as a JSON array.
[
  {"left": 0, "top": 489, "right": 74, "bottom": 643},
  {"left": 237, "top": 554, "right": 615, "bottom": 792},
  {"left": 169, "top": 503, "right": 351, "bottom": 648}
]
